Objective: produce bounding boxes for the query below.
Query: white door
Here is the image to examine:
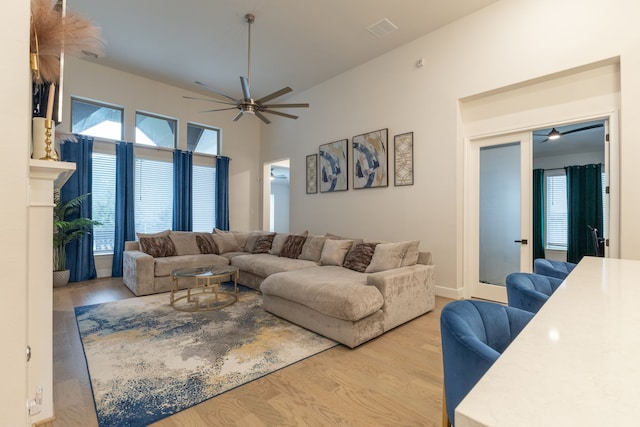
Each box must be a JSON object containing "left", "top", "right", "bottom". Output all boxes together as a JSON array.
[{"left": 465, "top": 132, "right": 532, "bottom": 302}]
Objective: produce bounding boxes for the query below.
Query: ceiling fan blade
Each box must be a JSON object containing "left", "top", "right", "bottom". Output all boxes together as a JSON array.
[
  {"left": 561, "top": 124, "right": 604, "bottom": 136},
  {"left": 200, "top": 107, "right": 239, "bottom": 113},
  {"left": 232, "top": 111, "right": 244, "bottom": 122},
  {"left": 257, "top": 87, "right": 293, "bottom": 104},
  {"left": 183, "top": 96, "right": 237, "bottom": 106},
  {"left": 240, "top": 76, "right": 251, "bottom": 100},
  {"left": 194, "top": 81, "right": 239, "bottom": 103},
  {"left": 262, "top": 109, "right": 299, "bottom": 120},
  {"left": 262, "top": 103, "right": 309, "bottom": 109},
  {"left": 254, "top": 110, "right": 271, "bottom": 124}
]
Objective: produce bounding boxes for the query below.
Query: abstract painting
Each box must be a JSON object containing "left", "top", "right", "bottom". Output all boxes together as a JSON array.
[
  {"left": 319, "top": 139, "right": 348, "bottom": 192},
  {"left": 306, "top": 153, "right": 318, "bottom": 194},
  {"left": 394, "top": 132, "right": 414, "bottom": 186},
  {"left": 352, "top": 128, "right": 388, "bottom": 189}
]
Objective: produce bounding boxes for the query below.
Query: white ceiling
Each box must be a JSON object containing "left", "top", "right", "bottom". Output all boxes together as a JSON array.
[{"left": 66, "top": 0, "right": 499, "bottom": 100}]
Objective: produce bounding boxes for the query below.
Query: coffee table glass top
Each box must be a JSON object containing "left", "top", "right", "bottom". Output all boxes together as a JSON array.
[{"left": 171, "top": 265, "right": 237, "bottom": 278}]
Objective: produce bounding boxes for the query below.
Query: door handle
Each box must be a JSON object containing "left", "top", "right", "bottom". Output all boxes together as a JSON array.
[{"left": 514, "top": 239, "right": 528, "bottom": 244}]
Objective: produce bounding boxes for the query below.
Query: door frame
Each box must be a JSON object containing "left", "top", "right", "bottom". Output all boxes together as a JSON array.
[
  {"left": 462, "top": 112, "right": 620, "bottom": 300},
  {"left": 464, "top": 131, "right": 532, "bottom": 302}
]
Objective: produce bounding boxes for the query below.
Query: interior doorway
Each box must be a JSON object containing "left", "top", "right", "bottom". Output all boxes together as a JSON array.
[
  {"left": 262, "top": 159, "right": 290, "bottom": 232},
  {"left": 532, "top": 119, "right": 608, "bottom": 263}
]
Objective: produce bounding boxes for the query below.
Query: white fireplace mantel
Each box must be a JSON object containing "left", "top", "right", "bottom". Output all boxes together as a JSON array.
[{"left": 27, "top": 158, "right": 75, "bottom": 424}]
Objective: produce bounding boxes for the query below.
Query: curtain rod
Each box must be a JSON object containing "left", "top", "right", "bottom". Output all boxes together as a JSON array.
[{"left": 66, "top": 135, "right": 229, "bottom": 159}]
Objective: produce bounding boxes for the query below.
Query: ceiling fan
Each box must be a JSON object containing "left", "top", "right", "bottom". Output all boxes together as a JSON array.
[
  {"left": 184, "top": 13, "right": 309, "bottom": 125},
  {"left": 534, "top": 123, "right": 603, "bottom": 143}
]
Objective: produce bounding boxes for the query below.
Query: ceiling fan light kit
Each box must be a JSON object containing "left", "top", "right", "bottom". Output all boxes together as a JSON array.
[
  {"left": 547, "top": 128, "right": 561, "bottom": 140},
  {"left": 185, "top": 13, "right": 309, "bottom": 124}
]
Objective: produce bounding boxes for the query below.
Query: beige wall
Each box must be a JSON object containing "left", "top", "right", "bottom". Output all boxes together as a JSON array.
[
  {"left": 1, "top": 1, "right": 30, "bottom": 425},
  {"left": 261, "top": 0, "right": 640, "bottom": 294},
  {"left": 62, "top": 57, "right": 262, "bottom": 232}
]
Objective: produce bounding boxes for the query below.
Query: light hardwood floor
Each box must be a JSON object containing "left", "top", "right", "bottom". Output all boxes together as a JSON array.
[{"left": 46, "top": 277, "right": 450, "bottom": 427}]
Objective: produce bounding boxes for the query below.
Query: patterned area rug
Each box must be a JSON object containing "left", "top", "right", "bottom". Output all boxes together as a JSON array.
[{"left": 75, "top": 285, "right": 337, "bottom": 427}]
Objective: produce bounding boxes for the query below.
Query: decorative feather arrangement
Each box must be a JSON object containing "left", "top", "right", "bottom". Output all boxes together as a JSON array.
[{"left": 30, "top": 0, "right": 105, "bottom": 83}]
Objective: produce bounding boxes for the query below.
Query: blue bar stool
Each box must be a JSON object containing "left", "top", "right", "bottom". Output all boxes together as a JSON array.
[
  {"left": 440, "top": 299, "right": 533, "bottom": 427},
  {"left": 506, "top": 272, "right": 563, "bottom": 314}
]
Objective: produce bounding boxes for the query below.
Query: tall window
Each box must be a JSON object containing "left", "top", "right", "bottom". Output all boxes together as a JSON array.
[
  {"left": 545, "top": 171, "right": 567, "bottom": 250},
  {"left": 92, "top": 151, "right": 116, "bottom": 254},
  {"left": 71, "top": 98, "right": 123, "bottom": 140},
  {"left": 135, "top": 112, "right": 176, "bottom": 148},
  {"left": 135, "top": 157, "right": 173, "bottom": 234},
  {"left": 187, "top": 123, "right": 219, "bottom": 155}
]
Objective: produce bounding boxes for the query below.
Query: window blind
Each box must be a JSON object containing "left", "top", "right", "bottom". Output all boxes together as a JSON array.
[
  {"left": 192, "top": 164, "right": 216, "bottom": 232},
  {"left": 545, "top": 172, "right": 567, "bottom": 250},
  {"left": 135, "top": 158, "right": 173, "bottom": 235},
  {"left": 91, "top": 152, "right": 116, "bottom": 254}
]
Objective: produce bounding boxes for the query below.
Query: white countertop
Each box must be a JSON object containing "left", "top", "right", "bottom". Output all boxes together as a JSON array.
[{"left": 455, "top": 257, "right": 640, "bottom": 427}]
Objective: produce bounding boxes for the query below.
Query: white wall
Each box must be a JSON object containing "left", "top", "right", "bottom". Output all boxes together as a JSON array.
[
  {"left": 270, "top": 179, "right": 290, "bottom": 233},
  {"left": 1, "top": 1, "right": 30, "bottom": 425},
  {"left": 261, "top": 0, "right": 640, "bottom": 294},
  {"left": 62, "top": 57, "right": 262, "bottom": 232}
]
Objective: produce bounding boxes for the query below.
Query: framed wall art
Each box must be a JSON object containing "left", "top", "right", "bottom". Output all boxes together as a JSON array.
[
  {"left": 305, "top": 153, "right": 318, "bottom": 194},
  {"left": 394, "top": 132, "right": 414, "bottom": 186},
  {"left": 319, "top": 139, "right": 349, "bottom": 192},
  {"left": 352, "top": 128, "right": 388, "bottom": 189}
]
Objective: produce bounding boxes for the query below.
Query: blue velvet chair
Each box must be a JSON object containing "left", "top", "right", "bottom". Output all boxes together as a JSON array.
[
  {"left": 440, "top": 300, "right": 533, "bottom": 427},
  {"left": 506, "top": 272, "right": 563, "bottom": 314},
  {"left": 533, "top": 258, "right": 576, "bottom": 280}
]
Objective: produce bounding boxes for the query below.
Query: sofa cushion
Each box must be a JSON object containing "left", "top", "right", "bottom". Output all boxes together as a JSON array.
[
  {"left": 260, "top": 266, "right": 384, "bottom": 321},
  {"left": 318, "top": 239, "right": 353, "bottom": 266},
  {"left": 154, "top": 254, "right": 229, "bottom": 277},
  {"left": 269, "top": 233, "right": 289, "bottom": 255},
  {"left": 214, "top": 228, "right": 250, "bottom": 249},
  {"left": 195, "top": 233, "right": 218, "bottom": 254},
  {"left": 212, "top": 233, "right": 241, "bottom": 253},
  {"left": 299, "top": 235, "right": 326, "bottom": 262},
  {"left": 137, "top": 229, "right": 170, "bottom": 239},
  {"left": 401, "top": 240, "right": 420, "bottom": 267},
  {"left": 139, "top": 236, "right": 176, "bottom": 258},
  {"left": 280, "top": 235, "right": 307, "bottom": 259},
  {"left": 231, "top": 253, "right": 317, "bottom": 278},
  {"left": 168, "top": 231, "right": 200, "bottom": 256},
  {"left": 244, "top": 230, "right": 271, "bottom": 252},
  {"left": 365, "top": 241, "right": 408, "bottom": 273},
  {"left": 252, "top": 233, "right": 276, "bottom": 254},
  {"left": 343, "top": 242, "right": 377, "bottom": 273}
]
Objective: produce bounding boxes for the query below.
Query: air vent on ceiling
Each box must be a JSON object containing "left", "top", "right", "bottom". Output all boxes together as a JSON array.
[{"left": 367, "top": 18, "right": 398, "bottom": 38}]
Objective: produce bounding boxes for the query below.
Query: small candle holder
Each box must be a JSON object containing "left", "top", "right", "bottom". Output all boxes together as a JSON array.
[{"left": 39, "top": 119, "right": 59, "bottom": 161}]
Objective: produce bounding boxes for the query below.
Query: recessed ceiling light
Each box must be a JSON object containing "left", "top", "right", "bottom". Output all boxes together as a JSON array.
[{"left": 367, "top": 18, "right": 398, "bottom": 38}]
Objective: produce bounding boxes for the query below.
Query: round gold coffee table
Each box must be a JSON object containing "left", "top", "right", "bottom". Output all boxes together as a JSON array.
[{"left": 170, "top": 265, "right": 239, "bottom": 312}]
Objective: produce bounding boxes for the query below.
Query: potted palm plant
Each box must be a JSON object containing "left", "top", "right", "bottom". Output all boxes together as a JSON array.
[{"left": 53, "top": 192, "right": 100, "bottom": 287}]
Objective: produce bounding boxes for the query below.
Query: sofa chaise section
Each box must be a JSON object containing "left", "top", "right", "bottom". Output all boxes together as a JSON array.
[{"left": 261, "top": 253, "right": 435, "bottom": 348}]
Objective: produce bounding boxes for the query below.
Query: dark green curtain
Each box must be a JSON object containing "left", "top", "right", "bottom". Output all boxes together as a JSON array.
[
  {"left": 566, "top": 164, "right": 603, "bottom": 263},
  {"left": 532, "top": 169, "right": 545, "bottom": 262}
]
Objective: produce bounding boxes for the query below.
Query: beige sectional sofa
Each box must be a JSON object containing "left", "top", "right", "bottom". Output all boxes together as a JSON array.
[{"left": 123, "top": 229, "right": 435, "bottom": 347}]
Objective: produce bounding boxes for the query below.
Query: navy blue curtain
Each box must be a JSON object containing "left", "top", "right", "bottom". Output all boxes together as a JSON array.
[
  {"left": 566, "top": 164, "right": 603, "bottom": 264},
  {"left": 216, "top": 156, "right": 230, "bottom": 230},
  {"left": 111, "top": 141, "right": 135, "bottom": 277},
  {"left": 59, "top": 136, "right": 97, "bottom": 282},
  {"left": 532, "top": 169, "right": 545, "bottom": 263},
  {"left": 173, "top": 149, "right": 193, "bottom": 231}
]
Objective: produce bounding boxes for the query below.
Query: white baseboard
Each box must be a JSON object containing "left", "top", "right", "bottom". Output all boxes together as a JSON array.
[{"left": 435, "top": 285, "right": 464, "bottom": 300}]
